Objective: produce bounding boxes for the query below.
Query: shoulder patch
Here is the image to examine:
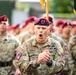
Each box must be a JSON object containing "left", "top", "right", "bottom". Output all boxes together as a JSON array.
[{"left": 16, "top": 52, "right": 22, "bottom": 60}]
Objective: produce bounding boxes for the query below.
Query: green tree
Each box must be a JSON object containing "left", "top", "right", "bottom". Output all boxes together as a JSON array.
[{"left": 49, "top": 0, "right": 73, "bottom": 13}]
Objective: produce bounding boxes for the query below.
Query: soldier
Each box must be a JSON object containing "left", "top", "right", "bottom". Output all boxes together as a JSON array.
[
  {"left": 14, "top": 18, "right": 65, "bottom": 75},
  {"left": 61, "top": 22, "right": 72, "bottom": 44},
  {"left": 45, "top": 16, "right": 65, "bottom": 47},
  {"left": 21, "top": 16, "right": 37, "bottom": 33},
  {"left": 0, "top": 15, "right": 20, "bottom": 75},
  {"left": 17, "top": 16, "right": 37, "bottom": 44},
  {"left": 71, "top": 21, "right": 76, "bottom": 36},
  {"left": 12, "top": 24, "right": 20, "bottom": 36},
  {"left": 44, "top": 16, "right": 54, "bottom": 32},
  {"left": 54, "top": 19, "right": 64, "bottom": 37},
  {"left": 68, "top": 35, "right": 76, "bottom": 75},
  {"left": 60, "top": 22, "right": 74, "bottom": 75},
  {"left": 7, "top": 24, "right": 20, "bottom": 36}
]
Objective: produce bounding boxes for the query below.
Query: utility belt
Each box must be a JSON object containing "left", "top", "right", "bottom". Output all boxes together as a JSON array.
[{"left": 0, "top": 60, "right": 12, "bottom": 67}]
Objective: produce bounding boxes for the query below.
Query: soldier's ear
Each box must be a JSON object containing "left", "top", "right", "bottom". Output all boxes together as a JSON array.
[
  {"left": 47, "top": 26, "right": 50, "bottom": 32},
  {"left": 46, "top": 26, "right": 50, "bottom": 36}
]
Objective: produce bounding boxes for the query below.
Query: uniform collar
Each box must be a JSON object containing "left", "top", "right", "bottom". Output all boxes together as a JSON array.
[
  {"left": 32, "top": 36, "right": 51, "bottom": 47},
  {"left": 0, "top": 31, "right": 7, "bottom": 38}
]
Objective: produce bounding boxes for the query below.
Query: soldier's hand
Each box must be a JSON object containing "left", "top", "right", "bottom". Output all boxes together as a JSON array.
[
  {"left": 43, "top": 50, "right": 51, "bottom": 63},
  {"left": 37, "top": 50, "right": 51, "bottom": 64},
  {"left": 14, "top": 69, "right": 21, "bottom": 75}
]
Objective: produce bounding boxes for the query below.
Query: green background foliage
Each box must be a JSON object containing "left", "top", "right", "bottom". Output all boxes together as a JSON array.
[{"left": 49, "top": 0, "right": 73, "bottom": 13}]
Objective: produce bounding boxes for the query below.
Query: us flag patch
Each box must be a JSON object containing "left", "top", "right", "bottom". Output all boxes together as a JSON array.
[{"left": 16, "top": 52, "right": 22, "bottom": 60}]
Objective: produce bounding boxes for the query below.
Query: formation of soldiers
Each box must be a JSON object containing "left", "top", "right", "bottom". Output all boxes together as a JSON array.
[{"left": 0, "top": 15, "right": 76, "bottom": 75}]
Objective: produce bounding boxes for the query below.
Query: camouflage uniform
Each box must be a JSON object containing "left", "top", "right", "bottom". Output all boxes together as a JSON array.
[
  {"left": 59, "top": 36, "right": 74, "bottom": 75},
  {"left": 68, "top": 35, "right": 76, "bottom": 75},
  {"left": 14, "top": 36, "right": 65, "bottom": 75},
  {"left": 50, "top": 33, "right": 65, "bottom": 47},
  {"left": 17, "top": 31, "right": 34, "bottom": 44},
  {"left": 0, "top": 33, "right": 20, "bottom": 75}
]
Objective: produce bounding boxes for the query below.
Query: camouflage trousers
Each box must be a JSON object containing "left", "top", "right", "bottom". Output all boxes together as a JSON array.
[{"left": 0, "top": 66, "right": 15, "bottom": 75}]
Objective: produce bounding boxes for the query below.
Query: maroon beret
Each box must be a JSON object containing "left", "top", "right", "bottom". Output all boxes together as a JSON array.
[
  {"left": 0, "top": 15, "right": 8, "bottom": 22},
  {"left": 62, "top": 22, "right": 72, "bottom": 28},
  {"left": 44, "top": 16, "right": 53, "bottom": 23},
  {"left": 25, "top": 16, "right": 37, "bottom": 23},
  {"left": 22, "top": 16, "right": 37, "bottom": 28},
  {"left": 12, "top": 24, "right": 20, "bottom": 29},
  {"left": 56, "top": 19, "right": 64, "bottom": 26},
  {"left": 71, "top": 21, "right": 76, "bottom": 27},
  {"left": 34, "top": 18, "right": 50, "bottom": 26}
]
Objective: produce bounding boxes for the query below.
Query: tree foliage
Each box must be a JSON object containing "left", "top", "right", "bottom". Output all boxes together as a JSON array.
[{"left": 49, "top": 0, "right": 73, "bottom": 13}]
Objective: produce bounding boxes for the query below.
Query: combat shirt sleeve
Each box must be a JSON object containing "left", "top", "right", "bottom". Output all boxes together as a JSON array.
[
  {"left": 46, "top": 41, "right": 65, "bottom": 74},
  {"left": 14, "top": 41, "right": 40, "bottom": 73},
  {"left": 68, "top": 36, "right": 76, "bottom": 58},
  {"left": 20, "top": 41, "right": 40, "bottom": 70},
  {"left": 11, "top": 35, "right": 21, "bottom": 50},
  {"left": 68, "top": 36, "right": 75, "bottom": 51}
]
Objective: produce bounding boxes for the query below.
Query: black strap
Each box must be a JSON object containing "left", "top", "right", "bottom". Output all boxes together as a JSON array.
[{"left": 0, "top": 60, "right": 12, "bottom": 67}]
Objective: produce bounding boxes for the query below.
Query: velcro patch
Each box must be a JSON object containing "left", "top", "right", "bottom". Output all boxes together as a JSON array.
[{"left": 16, "top": 52, "right": 22, "bottom": 60}]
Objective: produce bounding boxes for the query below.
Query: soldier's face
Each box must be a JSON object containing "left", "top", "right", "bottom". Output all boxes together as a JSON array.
[
  {"left": 56, "top": 25, "right": 63, "bottom": 33},
  {"left": 63, "top": 26, "right": 71, "bottom": 34},
  {"left": 71, "top": 26, "right": 76, "bottom": 34},
  {"left": 34, "top": 25, "right": 49, "bottom": 43},
  {"left": 14, "top": 27, "right": 20, "bottom": 35},
  {"left": 0, "top": 21, "right": 7, "bottom": 32}
]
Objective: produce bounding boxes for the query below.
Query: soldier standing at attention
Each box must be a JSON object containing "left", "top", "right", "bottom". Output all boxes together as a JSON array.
[
  {"left": 17, "top": 16, "right": 37, "bottom": 44},
  {"left": 45, "top": 16, "right": 65, "bottom": 47},
  {"left": 0, "top": 15, "right": 20, "bottom": 75},
  {"left": 14, "top": 18, "right": 65, "bottom": 75},
  {"left": 54, "top": 19, "right": 64, "bottom": 37},
  {"left": 60, "top": 22, "right": 74, "bottom": 75},
  {"left": 61, "top": 22, "right": 72, "bottom": 44}
]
